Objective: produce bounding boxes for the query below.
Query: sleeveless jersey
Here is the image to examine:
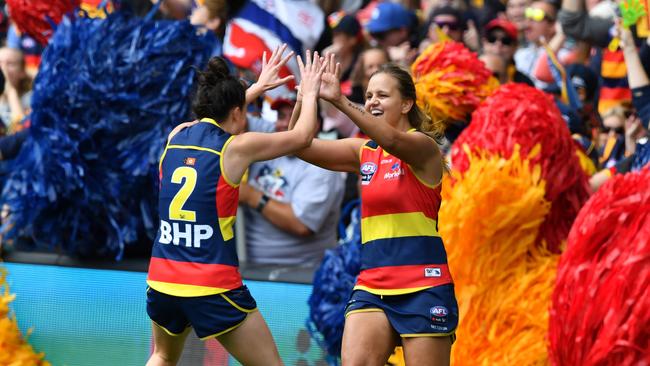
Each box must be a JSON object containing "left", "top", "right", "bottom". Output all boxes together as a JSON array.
[
  {"left": 354, "top": 140, "right": 453, "bottom": 295},
  {"left": 147, "top": 118, "right": 242, "bottom": 297}
]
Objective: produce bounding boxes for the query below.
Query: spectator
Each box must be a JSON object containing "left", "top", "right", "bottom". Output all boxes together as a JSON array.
[
  {"left": 323, "top": 12, "right": 365, "bottom": 85},
  {"left": 482, "top": 18, "right": 534, "bottom": 85},
  {"left": 422, "top": 5, "right": 480, "bottom": 52},
  {"left": 598, "top": 106, "right": 628, "bottom": 168},
  {"left": 349, "top": 47, "right": 389, "bottom": 105},
  {"left": 239, "top": 93, "right": 345, "bottom": 265},
  {"left": 507, "top": 0, "right": 532, "bottom": 33},
  {"left": 5, "top": 26, "right": 43, "bottom": 79},
  {"left": 189, "top": 0, "right": 245, "bottom": 57},
  {"left": 0, "top": 47, "right": 31, "bottom": 132},
  {"left": 480, "top": 53, "right": 508, "bottom": 84},
  {"left": 365, "top": 2, "right": 418, "bottom": 64},
  {"left": 514, "top": 0, "right": 569, "bottom": 89},
  {"left": 365, "top": 2, "right": 414, "bottom": 48}
]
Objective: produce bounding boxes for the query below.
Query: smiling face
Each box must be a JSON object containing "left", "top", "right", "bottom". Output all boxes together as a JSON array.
[{"left": 364, "top": 73, "right": 413, "bottom": 127}]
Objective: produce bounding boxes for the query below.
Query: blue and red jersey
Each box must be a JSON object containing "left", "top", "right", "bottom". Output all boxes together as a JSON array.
[
  {"left": 355, "top": 139, "right": 453, "bottom": 295},
  {"left": 147, "top": 118, "right": 241, "bottom": 297}
]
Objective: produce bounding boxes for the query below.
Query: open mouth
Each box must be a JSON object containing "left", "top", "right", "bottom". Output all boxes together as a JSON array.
[{"left": 370, "top": 109, "right": 384, "bottom": 116}]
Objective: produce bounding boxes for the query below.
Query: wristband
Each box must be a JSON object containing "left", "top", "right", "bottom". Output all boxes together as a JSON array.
[{"left": 256, "top": 194, "right": 270, "bottom": 212}]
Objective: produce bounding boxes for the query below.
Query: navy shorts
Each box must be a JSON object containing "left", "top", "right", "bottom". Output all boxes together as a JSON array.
[
  {"left": 146, "top": 285, "right": 257, "bottom": 340},
  {"left": 344, "top": 284, "right": 458, "bottom": 338}
]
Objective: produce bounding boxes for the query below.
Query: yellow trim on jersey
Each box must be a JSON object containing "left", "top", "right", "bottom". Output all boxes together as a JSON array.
[
  {"left": 219, "top": 135, "right": 239, "bottom": 187},
  {"left": 199, "top": 311, "right": 257, "bottom": 340},
  {"left": 167, "top": 144, "right": 222, "bottom": 156},
  {"left": 200, "top": 118, "right": 222, "bottom": 128},
  {"left": 361, "top": 212, "right": 439, "bottom": 244},
  {"left": 159, "top": 143, "right": 171, "bottom": 173},
  {"left": 218, "top": 216, "right": 236, "bottom": 241},
  {"left": 345, "top": 308, "right": 384, "bottom": 318},
  {"left": 353, "top": 285, "right": 433, "bottom": 296},
  {"left": 147, "top": 280, "right": 229, "bottom": 297},
  {"left": 400, "top": 331, "right": 456, "bottom": 338},
  {"left": 407, "top": 163, "right": 443, "bottom": 189},
  {"left": 151, "top": 320, "right": 189, "bottom": 337},
  {"left": 220, "top": 294, "right": 257, "bottom": 313}
]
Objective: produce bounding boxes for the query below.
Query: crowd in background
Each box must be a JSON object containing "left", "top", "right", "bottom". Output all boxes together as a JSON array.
[{"left": 0, "top": 0, "right": 648, "bottom": 264}]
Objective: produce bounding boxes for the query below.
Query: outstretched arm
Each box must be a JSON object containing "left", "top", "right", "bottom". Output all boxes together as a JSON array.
[
  {"left": 245, "top": 44, "right": 295, "bottom": 105},
  {"left": 319, "top": 54, "right": 441, "bottom": 172},
  {"left": 224, "top": 51, "right": 327, "bottom": 184}
]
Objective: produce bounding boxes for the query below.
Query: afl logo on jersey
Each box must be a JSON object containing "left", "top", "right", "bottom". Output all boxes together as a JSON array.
[
  {"left": 430, "top": 306, "right": 448, "bottom": 324},
  {"left": 360, "top": 162, "right": 377, "bottom": 185},
  {"left": 184, "top": 157, "right": 196, "bottom": 166}
]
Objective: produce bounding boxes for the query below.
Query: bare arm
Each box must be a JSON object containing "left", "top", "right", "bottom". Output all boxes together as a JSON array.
[
  {"left": 294, "top": 137, "right": 366, "bottom": 173},
  {"left": 239, "top": 183, "right": 313, "bottom": 236},
  {"left": 621, "top": 27, "right": 650, "bottom": 89},
  {"left": 224, "top": 51, "right": 326, "bottom": 184}
]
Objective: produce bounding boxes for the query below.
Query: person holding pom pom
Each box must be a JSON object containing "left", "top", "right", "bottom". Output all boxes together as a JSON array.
[
  {"left": 145, "top": 45, "right": 326, "bottom": 366},
  {"left": 290, "top": 53, "right": 457, "bottom": 366}
]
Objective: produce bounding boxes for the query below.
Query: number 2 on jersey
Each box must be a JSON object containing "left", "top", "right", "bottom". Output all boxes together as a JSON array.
[{"left": 169, "top": 166, "right": 197, "bottom": 222}]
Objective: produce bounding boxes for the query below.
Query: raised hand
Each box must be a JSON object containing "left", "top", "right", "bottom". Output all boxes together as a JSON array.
[
  {"left": 318, "top": 53, "right": 342, "bottom": 102},
  {"left": 255, "top": 44, "right": 295, "bottom": 92},
  {"left": 297, "top": 50, "right": 328, "bottom": 99}
]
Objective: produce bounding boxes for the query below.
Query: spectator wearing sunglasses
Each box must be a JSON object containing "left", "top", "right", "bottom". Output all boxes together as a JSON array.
[
  {"left": 482, "top": 19, "right": 533, "bottom": 86},
  {"left": 421, "top": 6, "right": 481, "bottom": 52},
  {"left": 514, "top": 0, "right": 571, "bottom": 89},
  {"left": 598, "top": 106, "right": 629, "bottom": 168}
]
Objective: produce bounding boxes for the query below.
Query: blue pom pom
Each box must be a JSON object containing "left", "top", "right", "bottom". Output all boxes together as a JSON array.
[
  {"left": 1, "top": 11, "right": 214, "bottom": 259},
  {"left": 307, "top": 200, "right": 361, "bottom": 364}
]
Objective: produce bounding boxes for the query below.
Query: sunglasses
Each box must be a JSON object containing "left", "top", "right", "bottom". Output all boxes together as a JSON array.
[
  {"left": 434, "top": 20, "right": 462, "bottom": 31},
  {"left": 600, "top": 126, "right": 624, "bottom": 134},
  {"left": 525, "top": 7, "right": 554, "bottom": 22},
  {"left": 486, "top": 33, "right": 514, "bottom": 45}
]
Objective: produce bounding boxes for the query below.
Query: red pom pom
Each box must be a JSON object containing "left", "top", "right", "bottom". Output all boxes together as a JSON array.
[
  {"left": 549, "top": 168, "right": 650, "bottom": 366},
  {"left": 451, "top": 83, "right": 590, "bottom": 252},
  {"left": 6, "top": 0, "right": 80, "bottom": 45}
]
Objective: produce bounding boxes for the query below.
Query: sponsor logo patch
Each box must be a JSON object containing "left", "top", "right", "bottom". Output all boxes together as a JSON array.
[
  {"left": 424, "top": 267, "right": 442, "bottom": 277},
  {"left": 430, "top": 306, "right": 448, "bottom": 324},
  {"left": 184, "top": 157, "right": 196, "bottom": 166},
  {"left": 360, "top": 162, "right": 377, "bottom": 185}
]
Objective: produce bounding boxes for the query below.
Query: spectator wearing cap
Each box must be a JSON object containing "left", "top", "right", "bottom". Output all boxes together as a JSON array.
[
  {"left": 482, "top": 18, "right": 533, "bottom": 85},
  {"left": 365, "top": 2, "right": 416, "bottom": 49},
  {"left": 239, "top": 93, "right": 345, "bottom": 265},
  {"left": 323, "top": 12, "right": 365, "bottom": 84}
]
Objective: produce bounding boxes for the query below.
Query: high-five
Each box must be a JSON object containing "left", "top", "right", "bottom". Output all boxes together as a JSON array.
[{"left": 146, "top": 46, "right": 326, "bottom": 366}]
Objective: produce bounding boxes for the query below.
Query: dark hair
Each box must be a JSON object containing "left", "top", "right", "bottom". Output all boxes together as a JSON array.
[
  {"left": 372, "top": 64, "right": 445, "bottom": 139},
  {"left": 192, "top": 57, "right": 245, "bottom": 121}
]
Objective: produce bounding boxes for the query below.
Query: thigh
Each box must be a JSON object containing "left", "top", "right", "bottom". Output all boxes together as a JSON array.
[
  {"left": 401, "top": 336, "right": 451, "bottom": 366},
  {"left": 216, "top": 311, "right": 283, "bottom": 366},
  {"left": 148, "top": 322, "right": 192, "bottom": 365},
  {"left": 342, "top": 311, "right": 399, "bottom": 366}
]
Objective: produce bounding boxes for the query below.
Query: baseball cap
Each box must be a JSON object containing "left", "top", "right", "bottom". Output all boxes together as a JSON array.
[
  {"left": 484, "top": 19, "right": 518, "bottom": 40},
  {"left": 366, "top": 2, "right": 413, "bottom": 34},
  {"left": 270, "top": 93, "right": 297, "bottom": 110},
  {"left": 328, "top": 12, "right": 361, "bottom": 36},
  {"left": 566, "top": 64, "right": 598, "bottom": 102}
]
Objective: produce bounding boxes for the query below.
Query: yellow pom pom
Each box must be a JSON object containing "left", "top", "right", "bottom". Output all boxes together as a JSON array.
[{"left": 440, "top": 146, "right": 559, "bottom": 365}]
